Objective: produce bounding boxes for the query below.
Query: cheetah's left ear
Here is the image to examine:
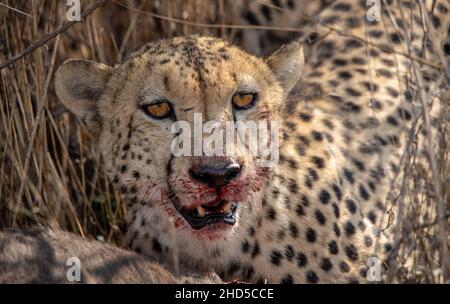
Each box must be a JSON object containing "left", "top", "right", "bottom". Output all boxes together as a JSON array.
[{"left": 265, "top": 41, "right": 304, "bottom": 94}]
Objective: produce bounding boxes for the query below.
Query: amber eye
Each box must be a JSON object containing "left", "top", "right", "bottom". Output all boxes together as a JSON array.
[
  {"left": 232, "top": 93, "right": 257, "bottom": 110},
  {"left": 144, "top": 102, "right": 172, "bottom": 119}
]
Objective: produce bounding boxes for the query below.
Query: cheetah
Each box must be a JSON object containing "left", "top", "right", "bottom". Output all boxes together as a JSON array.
[{"left": 55, "top": 0, "right": 449, "bottom": 283}]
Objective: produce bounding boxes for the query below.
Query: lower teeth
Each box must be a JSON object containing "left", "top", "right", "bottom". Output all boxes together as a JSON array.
[{"left": 194, "top": 201, "right": 235, "bottom": 218}]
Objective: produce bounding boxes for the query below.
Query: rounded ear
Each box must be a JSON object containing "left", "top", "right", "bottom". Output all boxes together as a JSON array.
[
  {"left": 265, "top": 41, "right": 304, "bottom": 94},
  {"left": 55, "top": 59, "right": 112, "bottom": 136}
]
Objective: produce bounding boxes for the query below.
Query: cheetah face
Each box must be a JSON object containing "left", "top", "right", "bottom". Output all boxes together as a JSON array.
[{"left": 55, "top": 36, "right": 303, "bottom": 241}]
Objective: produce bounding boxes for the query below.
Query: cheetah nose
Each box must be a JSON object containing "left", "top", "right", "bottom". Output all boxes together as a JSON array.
[{"left": 189, "top": 162, "right": 241, "bottom": 188}]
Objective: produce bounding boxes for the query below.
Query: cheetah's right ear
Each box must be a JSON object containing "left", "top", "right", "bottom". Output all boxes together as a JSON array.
[
  {"left": 55, "top": 59, "right": 112, "bottom": 136},
  {"left": 265, "top": 41, "right": 304, "bottom": 94}
]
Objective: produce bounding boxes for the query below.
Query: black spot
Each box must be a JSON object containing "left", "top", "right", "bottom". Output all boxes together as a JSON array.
[
  {"left": 320, "top": 258, "right": 333, "bottom": 272},
  {"left": 288, "top": 180, "right": 299, "bottom": 194},
  {"left": 397, "top": 108, "right": 412, "bottom": 120},
  {"left": 296, "top": 204, "right": 306, "bottom": 216},
  {"left": 285, "top": 245, "right": 295, "bottom": 261},
  {"left": 346, "top": 39, "right": 363, "bottom": 49},
  {"left": 345, "top": 245, "right": 359, "bottom": 261},
  {"left": 266, "top": 207, "right": 277, "bottom": 220},
  {"left": 345, "top": 87, "right": 362, "bottom": 97},
  {"left": 289, "top": 222, "right": 299, "bottom": 238},
  {"left": 386, "top": 87, "right": 399, "bottom": 98},
  {"left": 343, "top": 168, "right": 354, "bottom": 184},
  {"left": 333, "top": 3, "right": 351, "bottom": 11},
  {"left": 152, "top": 238, "right": 162, "bottom": 253},
  {"left": 270, "top": 250, "right": 283, "bottom": 265},
  {"left": 299, "top": 112, "right": 312, "bottom": 122},
  {"left": 431, "top": 15, "right": 441, "bottom": 28},
  {"left": 132, "top": 171, "right": 140, "bottom": 179},
  {"left": 346, "top": 16, "right": 361, "bottom": 28},
  {"left": 122, "top": 143, "right": 130, "bottom": 151},
  {"left": 368, "top": 211, "right": 377, "bottom": 224},
  {"left": 332, "top": 203, "right": 340, "bottom": 218},
  {"left": 242, "top": 240, "right": 250, "bottom": 253},
  {"left": 120, "top": 165, "right": 127, "bottom": 173},
  {"left": 384, "top": 243, "right": 393, "bottom": 253},
  {"left": 444, "top": 43, "right": 450, "bottom": 56},
  {"left": 404, "top": 90, "right": 413, "bottom": 102},
  {"left": 364, "top": 235, "right": 373, "bottom": 247},
  {"left": 297, "top": 252, "right": 308, "bottom": 267},
  {"left": 387, "top": 115, "right": 399, "bottom": 126},
  {"left": 344, "top": 221, "right": 356, "bottom": 237},
  {"left": 369, "top": 30, "right": 383, "bottom": 38},
  {"left": 306, "top": 228, "right": 317, "bottom": 243},
  {"left": 319, "top": 189, "right": 331, "bottom": 204},
  {"left": 332, "top": 184, "right": 342, "bottom": 201},
  {"left": 300, "top": 195, "right": 310, "bottom": 207},
  {"left": 312, "top": 156, "right": 325, "bottom": 169},
  {"left": 287, "top": 158, "right": 299, "bottom": 169},
  {"left": 369, "top": 48, "right": 380, "bottom": 57},
  {"left": 362, "top": 81, "right": 378, "bottom": 91},
  {"left": 352, "top": 57, "right": 366, "bottom": 65},
  {"left": 306, "top": 270, "right": 319, "bottom": 283},
  {"left": 340, "top": 261, "right": 350, "bottom": 273},
  {"left": 328, "top": 240, "right": 339, "bottom": 255},
  {"left": 281, "top": 274, "right": 293, "bottom": 284},
  {"left": 338, "top": 71, "right": 352, "bottom": 80},
  {"left": 287, "top": 0, "right": 294, "bottom": 9},
  {"left": 130, "top": 186, "right": 137, "bottom": 194},
  {"left": 389, "top": 33, "right": 402, "bottom": 44},
  {"left": 359, "top": 184, "right": 370, "bottom": 200},
  {"left": 244, "top": 11, "right": 260, "bottom": 25},
  {"left": 120, "top": 185, "right": 127, "bottom": 194},
  {"left": 298, "top": 135, "right": 310, "bottom": 146},
  {"left": 333, "top": 58, "right": 348, "bottom": 66},
  {"left": 315, "top": 209, "right": 326, "bottom": 225},
  {"left": 249, "top": 241, "right": 260, "bottom": 257},
  {"left": 333, "top": 222, "right": 341, "bottom": 237},
  {"left": 312, "top": 131, "right": 323, "bottom": 141},
  {"left": 346, "top": 199, "right": 357, "bottom": 214},
  {"left": 260, "top": 5, "right": 272, "bottom": 21},
  {"left": 353, "top": 159, "right": 365, "bottom": 171}
]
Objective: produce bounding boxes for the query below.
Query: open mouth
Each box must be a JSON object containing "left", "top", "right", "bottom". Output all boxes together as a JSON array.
[{"left": 170, "top": 196, "right": 239, "bottom": 230}]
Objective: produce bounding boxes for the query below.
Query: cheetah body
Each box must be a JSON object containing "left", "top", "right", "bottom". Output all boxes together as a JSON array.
[{"left": 55, "top": 0, "right": 449, "bottom": 283}]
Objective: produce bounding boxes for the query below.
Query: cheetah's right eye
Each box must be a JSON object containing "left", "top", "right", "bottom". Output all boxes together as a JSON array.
[{"left": 142, "top": 102, "right": 172, "bottom": 119}]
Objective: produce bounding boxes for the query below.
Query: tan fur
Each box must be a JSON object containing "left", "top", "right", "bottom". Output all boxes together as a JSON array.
[{"left": 0, "top": 229, "right": 221, "bottom": 283}]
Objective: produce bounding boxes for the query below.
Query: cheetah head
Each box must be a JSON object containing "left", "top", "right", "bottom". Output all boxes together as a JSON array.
[{"left": 55, "top": 36, "right": 303, "bottom": 250}]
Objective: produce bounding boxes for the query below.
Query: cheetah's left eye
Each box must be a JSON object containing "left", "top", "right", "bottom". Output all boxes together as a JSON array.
[
  {"left": 142, "top": 102, "right": 172, "bottom": 119},
  {"left": 232, "top": 93, "right": 258, "bottom": 110}
]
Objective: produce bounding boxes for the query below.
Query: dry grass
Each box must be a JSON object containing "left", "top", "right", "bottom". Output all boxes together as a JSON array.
[{"left": 0, "top": 0, "right": 448, "bottom": 283}]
